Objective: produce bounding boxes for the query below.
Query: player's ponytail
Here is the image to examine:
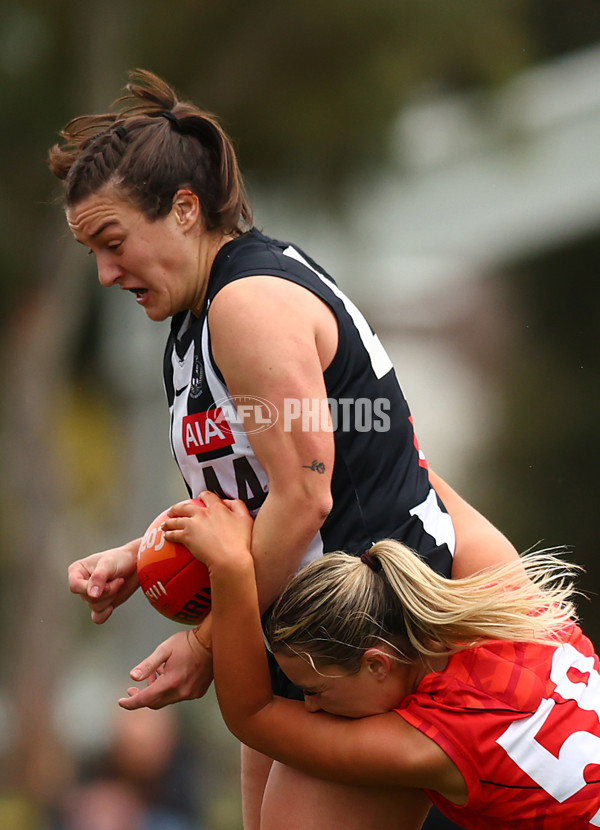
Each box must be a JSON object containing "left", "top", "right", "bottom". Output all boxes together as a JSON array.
[
  {"left": 48, "top": 69, "right": 252, "bottom": 235},
  {"left": 265, "top": 542, "right": 581, "bottom": 670},
  {"left": 367, "top": 541, "right": 579, "bottom": 657}
]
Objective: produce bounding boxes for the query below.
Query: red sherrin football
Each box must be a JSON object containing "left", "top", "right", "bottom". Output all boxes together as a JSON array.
[{"left": 137, "top": 500, "right": 211, "bottom": 624}]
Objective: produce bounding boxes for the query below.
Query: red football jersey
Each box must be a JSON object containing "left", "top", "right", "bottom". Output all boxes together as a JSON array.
[{"left": 397, "top": 624, "right": 600, "bottom": 828}]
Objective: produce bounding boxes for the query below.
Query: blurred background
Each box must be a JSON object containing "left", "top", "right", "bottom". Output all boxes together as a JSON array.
[{"left": 1, "top": 1, "right": 599, "bottom": 828}]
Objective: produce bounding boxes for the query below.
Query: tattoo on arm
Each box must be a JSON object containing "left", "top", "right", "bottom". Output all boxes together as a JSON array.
[{"left": 302, "top": 460, "right": 326, "bottom": 474}]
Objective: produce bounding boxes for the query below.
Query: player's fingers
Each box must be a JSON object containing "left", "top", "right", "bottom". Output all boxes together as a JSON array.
[
  {"left": 95, "top": 576, "right": 126, "bottom": 598},
  {"left": 117, "top": 679, "right": 173, "bottom": 710},
  {"left": 87, "top": 558, "right": 124, "bottom": 598},
  {"left": 85, "top": 574, "right": 125, "bottom": 607},
  {"left": 198, "top": 490, "right": 222, "bottom": 507},
  {"left": 90, "top": 605, "right": 114, "bottom": 625},
  {"left": 167, "top": 498, "right": 205, "bottom": 519},
  {"left": 166, "top": 502, "right": 191, "bottom": 518},
  {"left": 118, "top": 687, "right": 150, "bottom": 710},
  {"left": 161, "top": 516, "right": 187, "bottom": 532},
  {"left": 161, "top": 520, "right": 190, "bottom": 546},
  {"left": 84, "top": 576, "right": 137, "bottom": 622},
  {"left": 224, "top": 498, "right": 252, "bottom": 518},
  {"left": 67, "top": 562, "right": 93, "bottom": 595},
  {"left": 129, "top": 644, "right": 170, "bottom": 682}
]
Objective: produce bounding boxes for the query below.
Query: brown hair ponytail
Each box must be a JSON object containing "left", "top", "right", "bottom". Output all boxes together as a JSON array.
[{"left": 48, "top": 69, "right": 252, "bottom": 234}]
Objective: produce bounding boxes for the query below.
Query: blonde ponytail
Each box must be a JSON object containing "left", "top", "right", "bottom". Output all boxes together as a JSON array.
[
  {"left": 266, "top": 542, "right": 581, "bottom": 670},
  {"left": 370, "top": 540, "right": 579, "bottom": 657}
]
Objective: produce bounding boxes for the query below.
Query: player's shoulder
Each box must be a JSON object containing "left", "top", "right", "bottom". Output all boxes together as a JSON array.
[
  {"left": 211, "top": 228, "right": 336, "bottom": 291},
  {"left": 209, "top": 231, "right": 327, "bottom": 316},
  {"left": 207, "top": 273, "right": 326, "bottom": 343},
  {"left": 211, "top": 228, "right": 291, "bottom": 282},
  {"left": 417, "top": 641, "right": 549, "bottom": 712}
]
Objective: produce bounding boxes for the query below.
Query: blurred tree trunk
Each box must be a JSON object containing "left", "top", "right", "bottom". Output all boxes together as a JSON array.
[
  {"left": 0, "top": 0, "right": 134, "bottom": 807},
  {"left": 1, "top": 242, "right": 82, "bottom": 802}
]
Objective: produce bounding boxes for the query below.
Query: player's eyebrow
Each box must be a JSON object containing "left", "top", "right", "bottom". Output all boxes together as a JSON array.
[
  {"left": 71, "top": 219, "right": 120, "bottom": 244},
  {"left": 89, "top": 220, "right": 120, "bottom": 238}
]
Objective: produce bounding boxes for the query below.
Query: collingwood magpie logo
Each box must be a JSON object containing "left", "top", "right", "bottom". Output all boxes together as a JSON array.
[{"left": 189, "top": 356, "right": 204, "bottom": 399}]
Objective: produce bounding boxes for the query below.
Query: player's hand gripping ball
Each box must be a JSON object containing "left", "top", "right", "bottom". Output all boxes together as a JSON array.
[{"left": 137, "top": 500, "right": 211, "bottom": 624}]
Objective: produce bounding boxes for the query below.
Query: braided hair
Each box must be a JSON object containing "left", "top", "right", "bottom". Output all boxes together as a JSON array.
[{"left": 48, "top": 69, "right": 252, "bottom": 235}]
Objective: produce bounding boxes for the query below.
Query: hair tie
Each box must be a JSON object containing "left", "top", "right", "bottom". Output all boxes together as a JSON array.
[
  {"left": 360, "top": 549, "right": 382, "bottom": 573},
  {"left": 114, "top": 125, "right": 127, "bottom": 140},
  {"left": 161, "top": 110, "right": 182, "bottom": 132}
]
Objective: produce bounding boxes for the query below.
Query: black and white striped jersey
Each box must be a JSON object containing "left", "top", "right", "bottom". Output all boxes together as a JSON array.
[{"left": 163, "top": 228, "right": 455, "bottom": 576}]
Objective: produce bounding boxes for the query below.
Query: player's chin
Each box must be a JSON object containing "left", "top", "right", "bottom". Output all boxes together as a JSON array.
[
  {"left": 143, "top": 305, "right": 169, "bottom": 322},
  {"left": 139, "top": 295, "right": 174, "bottom": 322}
]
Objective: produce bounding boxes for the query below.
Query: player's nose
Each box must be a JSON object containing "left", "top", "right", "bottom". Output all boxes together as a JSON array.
[{"left": 96, "top": 252, "right": 123, "bottom": 287}]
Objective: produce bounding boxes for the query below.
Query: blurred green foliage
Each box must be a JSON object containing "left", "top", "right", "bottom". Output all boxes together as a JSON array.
[
  {"left": 1, "top": 2, "right": 600, "bottom": 819},
  {"left": 2, "top": 0, "right": 600, "bottom": 316},
  {"left": 482, "top": 233, "right": 600, "bottom": 640}
]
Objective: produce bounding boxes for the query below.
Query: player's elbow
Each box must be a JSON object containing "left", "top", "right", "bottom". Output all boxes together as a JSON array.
[
  {"left": 216, "top": 699, "right": 273, "bottom": 751},
  {"left": 270, "top": 477, "right": 333, "bottom": 525},
  {"left": 312, "top": 491, "right": 333, "bottom": 522},
  {"left": 295, "top": 488, "right": 333, "bottom": 529}
]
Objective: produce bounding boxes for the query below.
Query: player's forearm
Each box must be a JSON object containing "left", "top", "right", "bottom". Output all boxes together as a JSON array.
[
  {"left": 210, "top": 556, "right": 276, "bottom": 724},
  {"left": 250, "top": 484, "right": 332, "bottom": 612},
  {"left": 190, "top": 486, "right": 331, "bottom": 656}
]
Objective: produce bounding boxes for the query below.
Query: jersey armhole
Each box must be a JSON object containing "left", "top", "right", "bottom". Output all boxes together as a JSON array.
[
  {"left": 206, "top": 270, "right": 346, "bottom": 388},
  {"left": 395, "top": 707, "right": 477, "bottom": 810}
]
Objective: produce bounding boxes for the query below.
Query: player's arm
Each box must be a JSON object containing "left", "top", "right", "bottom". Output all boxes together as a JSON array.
[
  {"left": 119, "top": 276, "right": 336, "bottom": 709},
  {"left": 185, "top": 498, "right": 463, "bottom": 800},
  {"left": 428, "top": 469, "right": 520, "bottom": 578},
  {"left": 208, "top": 275, "right": 337, "bottom": 610}
]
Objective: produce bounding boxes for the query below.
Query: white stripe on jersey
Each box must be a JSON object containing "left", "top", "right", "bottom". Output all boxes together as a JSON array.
[
  {"left": 409, "top": 488, "right": 456, "bottom": 554},
  {"left": 170, "top": 339, "right": 196, "bottom": 470},
  {"left": 282, "top": 246, "right": 393, "bottom": 380}
]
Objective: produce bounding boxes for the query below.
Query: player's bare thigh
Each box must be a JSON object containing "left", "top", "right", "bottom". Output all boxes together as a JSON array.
[
  {"left": 242, "top": 745, "right": 274, "bottom": 830},
  {"left": 242, "top": 745, "right": 430, "bottom": 830}
]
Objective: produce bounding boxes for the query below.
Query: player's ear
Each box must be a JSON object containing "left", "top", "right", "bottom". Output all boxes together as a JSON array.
[
  {"left": 362, "top": 648, "right": 392, "bottom": 681},
  {"left": 172, "top": 188, "right": 201, "bottom": 230}
]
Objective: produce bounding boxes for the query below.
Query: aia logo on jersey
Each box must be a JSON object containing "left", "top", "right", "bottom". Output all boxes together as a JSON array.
[{"left": 182, "top": 408, "right": 235, "bottom": 455}]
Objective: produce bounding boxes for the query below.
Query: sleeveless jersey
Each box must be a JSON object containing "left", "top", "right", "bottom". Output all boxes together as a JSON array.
[
  {"left": 163, "top": 228, "right": 455, "bottom": 573},
  {"left": 397, "top": 625, "right": 600, "bottom": 828}
]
